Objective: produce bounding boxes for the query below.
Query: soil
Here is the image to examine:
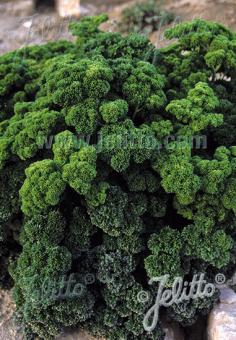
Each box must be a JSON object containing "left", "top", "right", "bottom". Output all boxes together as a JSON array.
[
  {"left": 0, "top": 290, "right": 23, "bottom": 340},
  {"left": 166, "top": 0, "right": 236, "bottom": 29}
]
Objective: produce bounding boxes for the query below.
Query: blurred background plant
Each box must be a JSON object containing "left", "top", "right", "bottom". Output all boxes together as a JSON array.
[{"left": 119, "top": 0, "right": 176, "bottom": 34}]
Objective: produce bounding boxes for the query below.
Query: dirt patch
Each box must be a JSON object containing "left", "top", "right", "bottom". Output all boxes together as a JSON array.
[
  {"left": 0, "top": 290, "right": 22, "bottom": 340},
  {"left": 165, "top": 0, "right": 236, "bottom": 30}
]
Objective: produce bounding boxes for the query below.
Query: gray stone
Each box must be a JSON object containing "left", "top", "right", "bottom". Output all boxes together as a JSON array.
[
  {"left": 220, "top": 288, "right": 236, "bottom": 304},
  {"left": 208, "top": 287, "right": 236, "bottom": 340}
]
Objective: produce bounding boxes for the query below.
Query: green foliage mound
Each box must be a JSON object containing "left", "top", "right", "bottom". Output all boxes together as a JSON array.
[
  {"left": 119, "top": 0, "right": 176, "bottom": 34},
  {"left": 0, "top": 14, "right": 236, "bottom": 339}
]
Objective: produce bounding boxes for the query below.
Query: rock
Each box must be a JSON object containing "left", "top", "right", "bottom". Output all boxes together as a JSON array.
[
  {"left": 56, "top": 0, "right": 80, "bottom": 17},
  {"left": 208, "top": 287, "right": 236, "bottom": 340},
  {"left": 220, "top": 288, "right": 236, "bottom": 304}
]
